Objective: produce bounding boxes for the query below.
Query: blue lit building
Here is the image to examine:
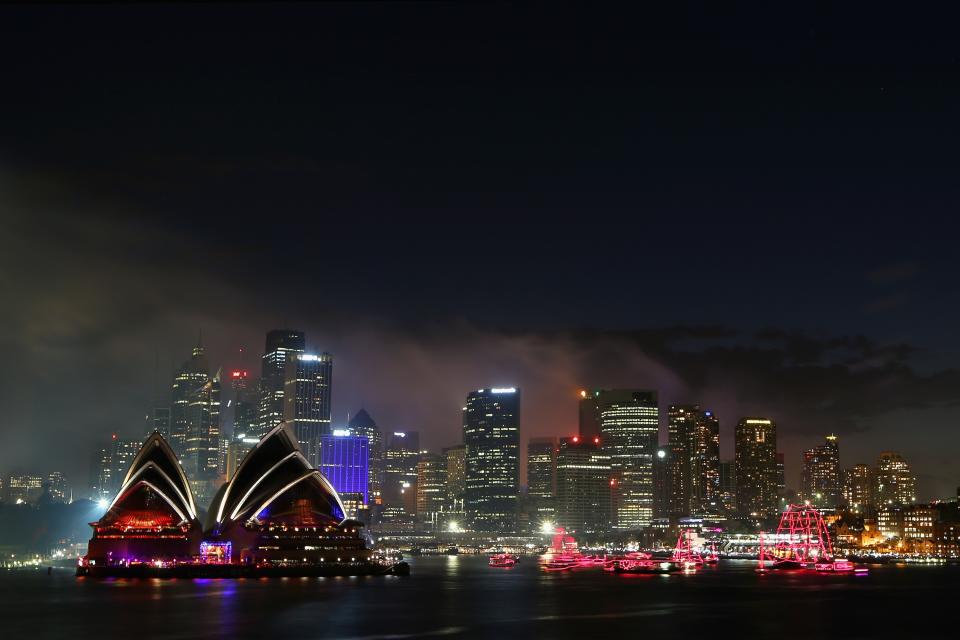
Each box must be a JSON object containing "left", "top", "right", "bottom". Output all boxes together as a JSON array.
[{"left": 319, "top": 433, "right": 370, "bottom": 504}]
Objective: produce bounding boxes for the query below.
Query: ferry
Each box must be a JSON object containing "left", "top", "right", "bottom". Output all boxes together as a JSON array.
[{"left": 488, "top": 553, "right": 517, "bottom": 568}]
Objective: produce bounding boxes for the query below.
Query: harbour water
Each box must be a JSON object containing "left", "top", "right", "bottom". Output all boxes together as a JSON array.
[{"left": 2, "top": 556, "right": 956, "bottom": 639}]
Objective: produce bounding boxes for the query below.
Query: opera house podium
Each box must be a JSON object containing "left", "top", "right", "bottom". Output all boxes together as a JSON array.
[{"left": 78, "top": 428, "right": 406, "bottom": 578}]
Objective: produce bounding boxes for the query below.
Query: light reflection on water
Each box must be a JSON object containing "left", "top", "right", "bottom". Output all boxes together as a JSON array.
[{"left": 0, "top": 557, "right": 956, "bottom": 639}]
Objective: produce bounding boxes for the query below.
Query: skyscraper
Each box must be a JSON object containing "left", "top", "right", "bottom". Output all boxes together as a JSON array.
[
  {"left": 718, "top": 460, "right": 737, "bottom": 512},
  {"left": 691, "top": 410, "right": 720, "bottom": 513},
  {"left": 382, "top": 431, "right": 420, "bottom": 525},
  {"left": 843, "top": 463, "right": 874, "bottom": 513},
  {"left": 416, "top": 452, "right": 448, "bottom": 531},
  {"left": 151, "top": 406, "right": 171, "bottom": 440},
  {"left": 183, "top": 370, "right": 221, "bottom": 488},
  {"left": 800, "top": 434, "right": 841, "bottom": 508},
  {"left": 258, "top": 329, "right": 305, "bottom": 436},
  {"left": 667, "top": 404, "right": 698, "bottom": 516},
  {"left": 598, "top": 389, "right": 658, "bottom": 529},
  {"left": 578, "top": 390, "right": 601, "bottom": 439},
  {"left": 318, "top": 432, "right": 369, "bottom": 504},
  {"left": 876, "top": 451, "right": 917, "bottom": 505},
  {"left": 527, "top": 437, "right": 557, "bottom": 526},
  {"left": 556, "top": 436, "right": 611, "bottom": 535},
  {"left": 463, "top": 388, "right": 521, "bottom": 532},
  {"left": 735, "top": 417, "right": 778, "bottom": 518},
  {"left": 170, "top": 343, "right": 212, "bottom": 460},
  {"left": 282, "top": 352, "right": 333, "bottom": 467},
  {"left": 444, "top": 444, "right": 466, "bottom": 512},
  {"left": 45, "top": 471, "right": 69, "bottom": 503},
  {"left": 348, "top": 409, "right": 383, "bottom": 509}
]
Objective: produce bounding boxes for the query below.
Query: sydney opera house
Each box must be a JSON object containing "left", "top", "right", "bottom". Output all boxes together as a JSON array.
[{"left": 78, "top": 426, "right": 405, "bottom": 577}]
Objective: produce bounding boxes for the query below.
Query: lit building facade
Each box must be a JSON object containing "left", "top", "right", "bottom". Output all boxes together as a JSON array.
[
  {"left": 578, "top": 390, "right": 602, "bottom": 440},
  {"left": 800, "top": 434, "right": 841, "bottom": 508},
  {"left": 556, "top": 436, "right": 611, "bottom": 536},
  {"left": 599, "top": 389, "right": 658, "bottom": 529},
  {"left": 416, "top": 452, "right": 448, "bottom": 531},
  {"left": 735, "top": 417, "right": 778, "bottom": 518},
  {"left": 691, "top": 410, "right": 720, "bottom": 513},
  {"left": 283, "top": 353, "right": 333, "bottom": 467},
  {"left": 318, "top": 433, "right": 369, "bottom": 504},
  {"left": 170, "top": 344, "right": 213, "bottom": 460},
  {"left": 182, "top": 370, "right": 221, "bottom": 489},
  {"left": 3, "top": 474, "right": 43, "bottom": 504},
  {"left": 382, "top": 431, "right": 420, "bottom": 526},
  {"left": 444, "top": 444, "right": 466, "bottom": 513},
  {"left": 463, "top": 388, "right": 520, "bottom": 532},
  {"left": 257, "top": 329, "right": 305, "bottom": 437},
  {"left": 45, "top": 471, "right": 68, "bottom": 503},
  {"left": 875, "top": 451, "right": 917, "bottom": 506},
  {"left": 842, "top": 463, "right": 875, "bottom": 513},
  {"left": 527, "top": 437, "right": 557, "bottom": 526},
  {"left": 347, "top": 409, "right": 383, "bottom": 509}
]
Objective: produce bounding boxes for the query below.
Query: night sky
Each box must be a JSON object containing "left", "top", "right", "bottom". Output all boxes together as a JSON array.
[{"left": 2, "top": 4, "right": 960, "bottom": 498}]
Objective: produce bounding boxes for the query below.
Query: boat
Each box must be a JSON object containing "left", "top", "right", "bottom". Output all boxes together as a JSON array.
[
  {"left": 488, "top": 553, "right": 516, "bottom": 568},
  {"left": 614, "top": 558, "right": 676, "bottom": 575},
  {"left": 704, "top": 543, "right": 719, "bottom": 565}
]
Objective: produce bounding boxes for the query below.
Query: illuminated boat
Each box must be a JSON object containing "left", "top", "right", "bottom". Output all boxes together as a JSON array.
[
  {"left": 614, "top": 559, "right": 676, "bottom": 575},
  {"left": 704, "top": 543, "right": 719, "bottom": 565},
  {"left": 671, "top": 529, "right": 704, "bottom": 568},
  {"left": 489, "top": 553, "right": 516, "bottom": 568}
]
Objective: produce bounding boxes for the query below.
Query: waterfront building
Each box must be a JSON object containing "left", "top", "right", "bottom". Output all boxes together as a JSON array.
[
  {"left": 3, "top": 474, "right": 44, "bottom": 504},
  {"left": 463, "top": 388, "right": 521, "bottom": 532},
  {"left": 206, "top": 425, "right": 369, "bottom": 568},
  {"left": 182, "top": 370, "right": 222, "bottom": 491},
  {"left": 578, "top": 390, "right": 602, "bottom": 440},
  {"left": 598, "top": 389, "right": 658, "bottom": 529},
  {"left": 776, "top": 452, "right": 786, "bottom": 499},
  {"left": 282, "top": 352, "right": 333, "bottom": 467},
  {"left": 735, "top": 417, "right": 778, "bottom": 518},
  {"left": 444, "top": 444, "right": 466, "bottom": 512},
  {"left": 877, "top": 504, "right": 904, "bottom": 538},
  {"left": 555, "top": 436, "right": 611, "bottom": 536},
  {"left": 842, "top": 463, "right": 875, "bottom": 513},
  {"left": 800, "top": 434, "right": 841, "bottom": 509},
  {"left": 875, "top": 451, "right": 917, "bottom": 505},
  {"left": 902, "top": 504, "right": 938, "bottom": 547},
  {"left": 527, "top": 437, "right": 557, "bottom": 527},
  {"left": 416, "top": 452, "right": 448, "bottom": 531},
  {"left": 84, "top": 433, "right": 202, "bottom": 566},
  {"left": 257, "top": 329, "right": 305, "bottom": 437},
  {"left": 318, "top": 432, "right": 369, "bottom": 504}
]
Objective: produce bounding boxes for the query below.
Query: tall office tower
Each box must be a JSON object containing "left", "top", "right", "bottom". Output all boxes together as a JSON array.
[
  {"left": 776, "top": 452, "right": 786, "bottom": 498},
  {"left": 653, "top": 447, "right": 671, "bottom": 518},
  {"left": 718, "top": 460, "right": 737, "bottom": 512},
  {"left": 667, "top": 404, "right": 698, "bottom": 516},
  {"left": 416, "top": 452, "right": 448, "bottom": 530},
  {"left": 90, "top": 444, "right": 113, "bottom": 501},
  {"left": 318, "top": 432, "right": 369, "bottom": 504},
  {"left": 348, "top": 409, "right": 383, "bottom": 508},
  {"left": 382, "top": 431, "right": 420, "bottom": 522},
  {"left": 282, "top": 353, "right": 333, "bottom": 467},
  {"left": 444, "top": 444, "right": 466, "bottom": 512},
  {"left": 598, "top": 389, "right": 659, "bottom": 529},
  {"left": 578, "top": 390, "right": 602, "bottom": 439},
  {"left": 735, "top": 417, "right": 779, "bottom": 518},
  {"left": 109, "top": 435, "right": 141, "bottom": 496},
  {"left": 257, "top": 329, "right": 305, "bottom": 436},
  {"left": 875, "top": 451, "right": 917, "bottom": 505},
  {"left": 800, "top": 434, "right": 841, "bottom": 508},
  {"left": 182, "top": 370, "right": 221, "bottom": 487},
  {"left": 45, "top": 472, "right": 68, "bottom": 503},
  {"left": 691, "top": 410, "right": 720, "bottom": 512},
  {"left": 556, "top": 436, "right": 612, "bottom": 536},
  {"left": 843, "top": 464, "right": 875, "bottom": 513},
  {"left": 151, "top": 406, "right": 171, "bottom": 440},
  {"left": 527, "top": 437, "right": 557, "bottom": 526},
  {"left": 222, "top": 369, "right": 257, "bottom": 475},
  {"left": 463, "top": 388, "right": 521, "bottom": 532},
  {"left": 170, "top": 343, "right": 212, "bottom": 459}
]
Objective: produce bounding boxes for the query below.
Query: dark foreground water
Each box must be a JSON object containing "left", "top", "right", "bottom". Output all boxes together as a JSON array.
[{"left": 2, "top": 557, "right": 956, "bottom": 639}]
